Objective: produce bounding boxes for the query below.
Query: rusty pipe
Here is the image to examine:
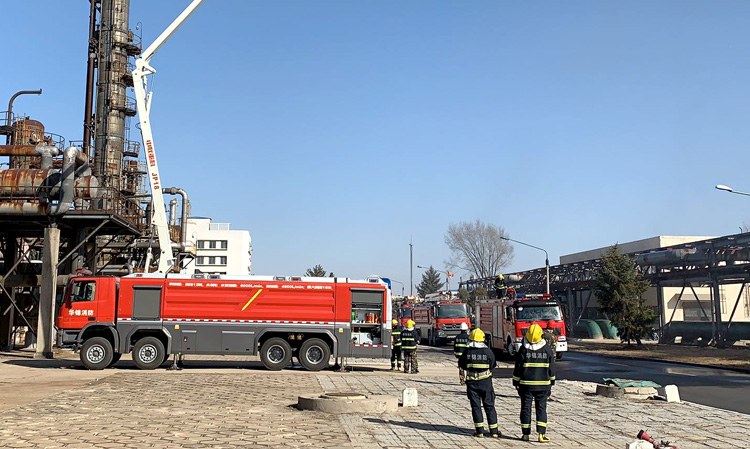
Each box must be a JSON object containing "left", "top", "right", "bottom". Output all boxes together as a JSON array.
[{"left": 0, "top": 145, "right": 88, "bottom": 166}]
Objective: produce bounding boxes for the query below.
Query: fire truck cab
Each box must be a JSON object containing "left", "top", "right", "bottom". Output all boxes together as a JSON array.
[{"left": 477, "top": 293, "right": 567, "bottom": 359}]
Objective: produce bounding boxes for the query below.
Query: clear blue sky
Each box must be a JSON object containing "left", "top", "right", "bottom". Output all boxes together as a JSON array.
[{"left": 4, "top": 1, "right": 750, "bottom": 294}]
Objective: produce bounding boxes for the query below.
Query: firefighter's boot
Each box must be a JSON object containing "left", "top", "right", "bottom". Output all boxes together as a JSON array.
[
  {"left": 538, "top": 433, "right": 550, "bottom": 443},
  {"left": 521, "top": 435, "right": 530, "bottom": 442}
]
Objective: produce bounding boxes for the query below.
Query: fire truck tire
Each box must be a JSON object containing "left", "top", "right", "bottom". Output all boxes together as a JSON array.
[
  {"left": 80, "top": 337, "right": 113, "bottom": 370},
  {"left": 107, "top": 353, "right": 122, "bottom": 367},
  {"left": 298, "top": 338, "right": 331, "bottom": 371},
  {"left": 132, "top": 337, "right": 165, "bottom": 370},
  {"left": 260, "top": 338, "right": 292, "bottom": 371}
]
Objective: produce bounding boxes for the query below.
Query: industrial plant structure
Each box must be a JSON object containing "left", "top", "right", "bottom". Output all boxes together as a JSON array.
[{"left": 0, "top": 0, "right": 194, "bottom": 356}]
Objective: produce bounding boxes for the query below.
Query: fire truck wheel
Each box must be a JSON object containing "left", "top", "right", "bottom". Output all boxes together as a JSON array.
[
  {"left": 107, "top": 353, "right": 122, "bottom": 367},
  {"left": 80, "top": 337, "right": 113, "bottom": 370},
  {"left": 298, "top": 338, "right": 331, "bottom": 371},
  {"left": 506, "top": 338, "right": 516, "bottom": 358},
  {"left": 260, "top": 338, "right": 292, "bottom": 371},
  {"left": 132, "top": 337, "right": 166, "bottom": 370}
]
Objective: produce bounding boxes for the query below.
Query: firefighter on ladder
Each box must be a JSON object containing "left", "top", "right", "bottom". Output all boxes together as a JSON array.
[
  {"left": 512, "top": 323, "right": 555, "bottom": 443},
  {"left": 391, "top": 319, "right": 402, "bottom": 371},
  {"left": 453, "top": 322, "right": 470, "bottom": 384},
  {"left": 400, "top": 319, "right": 419, "bottom": 374},
  {"left": 458, "top": 328, "right": 500, "bottom": 438}
]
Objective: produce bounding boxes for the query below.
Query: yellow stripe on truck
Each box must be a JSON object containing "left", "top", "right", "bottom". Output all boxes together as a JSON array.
[{"left": 242, "top": 289, "right": 263, "bottom": 311}]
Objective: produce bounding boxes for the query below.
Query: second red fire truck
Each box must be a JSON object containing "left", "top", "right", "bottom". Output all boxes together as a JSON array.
[
  {"left": 57, "top": 273, "right": 392, "bottom": 371},
  {"left": 476, "top": 292, "right": 568, "bottom": 359}
]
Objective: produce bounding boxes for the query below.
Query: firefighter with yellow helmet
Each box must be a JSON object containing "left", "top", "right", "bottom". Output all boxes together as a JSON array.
[
  {"left": 458, "top": 328, "right": 500, "bottom": 438},
  {"left": 390, "top": 319, "right": 402, "bottom": 371},
  {"left": 512, "top": 323, "right": 555, "bottom": 443},
  {"left": 400, "top": 319, "right": 419, "bottom": 374}
]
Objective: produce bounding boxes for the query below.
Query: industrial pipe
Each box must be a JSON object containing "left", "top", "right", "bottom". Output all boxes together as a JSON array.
[
  {"left": 5, "top": 90, "right": 42, "bottom": 144},
  {"left": 47, "top": 146, "right": 77, "bottom": 215},
  {"left": 34, "top": 144, "right": 61, "bottom": 169},
  {"left": 164, "top": 187, "right": 190, "bottom": 245},
  {"left": 0, "top": 144, "right": 88, "bottom": 166}
]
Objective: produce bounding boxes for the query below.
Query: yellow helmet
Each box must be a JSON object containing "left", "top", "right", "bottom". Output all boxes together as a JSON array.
[
  {"left": 469, "top": 328, "right": 485, "bottom": 342},
  {"left": 526, "top": 324, "right": 543, "bottom": 344},
  {"left": 406, "top": 319, "right": 415, "bottom": 329},
  {"left": 391, "top": 319, "right": 398, "bottom": 326},
  {"left": 497, "top": 274, "right": 504, "bottom": 280}
]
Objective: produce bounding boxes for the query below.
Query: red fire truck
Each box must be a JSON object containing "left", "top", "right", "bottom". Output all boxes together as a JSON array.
[
  {"left": 56, "top": 273, "right": 392, "bottom": 371},
  {"left": 412, "top": 300, "right": 471, "bottom": 346},
  {"left": 476, "top": 293, "right": 567, "bottom": 359},
  {"left": 398, "top": 304, "right": 413, "bottom": 327}
]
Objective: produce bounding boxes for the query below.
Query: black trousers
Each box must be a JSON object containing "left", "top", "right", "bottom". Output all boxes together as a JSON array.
[
  {"left": 466, "top": 377, "right": 498, "bottom": 433},
  {"left": 519, "top": 387, "right": 548, "bottom": 435},
  {"left": 390, "top": 346, "right": 402, "bottom": 367}
]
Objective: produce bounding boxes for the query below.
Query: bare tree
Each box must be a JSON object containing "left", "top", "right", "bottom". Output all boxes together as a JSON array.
[{"left": 444, "top": 220, "right": 513, "bottom": 278}]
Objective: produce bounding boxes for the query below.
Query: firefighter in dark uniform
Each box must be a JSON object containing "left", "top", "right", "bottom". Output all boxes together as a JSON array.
[
  {"left": 512, "top": 323, "right": 555, "bottom": 443},
  {"left": 453, "top": 322, "right": 470, "bottom": 385},
  {"left": 400, "top": 319, "right": 419, "bottom": 374},
  {"left": 390, "top": 319, "right": 402, "bottom": 371},
  {"left": 494, "top": 274, "right": 506, "bottom": 299},
  {"left": 458, "top": 328, "right": 500, "bottom": 438}
]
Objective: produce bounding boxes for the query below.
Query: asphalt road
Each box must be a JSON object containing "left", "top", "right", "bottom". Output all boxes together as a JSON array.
[
  {"left": 423, "top": 344, "right": 750, "bottom": 415},
  {"left": 555, "top": 351, "right": 750, "bottom": 415}
]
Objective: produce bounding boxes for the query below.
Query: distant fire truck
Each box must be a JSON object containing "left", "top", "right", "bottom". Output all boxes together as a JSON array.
[
  {"left": 57, "top": 273, "right": 392, "bottom": 371},
  {"left": 412, "top": 300, "right": 471, "bottom": 346},
  {"left": 476, "top": 292, "right": 567, "bottom": 359}
]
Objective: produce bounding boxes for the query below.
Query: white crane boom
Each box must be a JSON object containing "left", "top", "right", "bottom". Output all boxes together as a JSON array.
[{"left": 131, "top": 0, "right": 204, "bottom": 273}]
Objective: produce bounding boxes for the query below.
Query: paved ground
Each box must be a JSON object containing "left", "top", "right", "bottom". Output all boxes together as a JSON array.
[{"left": 0, "top": 345, "right": 747, "bottom": 448}]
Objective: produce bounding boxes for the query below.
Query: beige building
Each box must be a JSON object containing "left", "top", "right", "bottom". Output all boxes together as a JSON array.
[{"left": 562, "top": 236, "right": 750, "bottom": 324}]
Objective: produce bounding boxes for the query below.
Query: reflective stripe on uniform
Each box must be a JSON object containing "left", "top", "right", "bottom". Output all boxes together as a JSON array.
[
  {"left": 475, "top": 422, "right": 484, "bottom": 428},
  {"left": 537, "top": 421, "right": 547, "bottom": 428},
  {"left": 523, "top": 362, "right": 549, "bottom": 368},
  {"left": 466, "top": 370, "right": 492, "bottom": 381},
  {"left": 521, "top": 423, "right": 531, "bottom": 429},
  {"left": 489, "top": 424, "right": 498, "bottom": 429},
  {"left": 519, "top": 380, "right": 551, "bottom": 386},
  {"left": 467, "top": 363, "right": 490, "bottom": 369}
]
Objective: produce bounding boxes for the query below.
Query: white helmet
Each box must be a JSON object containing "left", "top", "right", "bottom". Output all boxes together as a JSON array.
[{"left": 460, "top": 322, "right": 469, "bottom": 331}]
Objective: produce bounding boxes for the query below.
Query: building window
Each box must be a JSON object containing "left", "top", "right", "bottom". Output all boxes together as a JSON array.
[
  {"left": 220, "top": 240, "right": 228, "bottom": 249},
  {"left": 197, "top": 240, "right": 207, "bottom": 249},
  {"left": 219, "top": 256, "right": 227, "bottom": 265},
  {"left": 682, "top": 302, "right": 710, "bottom": 322},
  {"left": 719, "top": 285, "right": 727, "bottom": 314}
]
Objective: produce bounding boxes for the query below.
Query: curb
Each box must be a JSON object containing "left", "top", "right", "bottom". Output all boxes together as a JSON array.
[{"left": 568, "top": 347, "right": 750, "bottom": 375}]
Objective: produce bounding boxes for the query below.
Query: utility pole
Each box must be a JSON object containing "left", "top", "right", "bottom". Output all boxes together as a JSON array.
[{"left": 409, "top": 240, "right": 413, "bottom": 297}]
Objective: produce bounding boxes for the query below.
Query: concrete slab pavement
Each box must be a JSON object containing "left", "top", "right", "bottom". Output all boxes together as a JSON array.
[{"left": 0, "top": 350, "right": 747, "bottom": 448}]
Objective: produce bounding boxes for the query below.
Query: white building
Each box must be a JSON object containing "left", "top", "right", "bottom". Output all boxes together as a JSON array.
[{"left": 183, "top": 217, "right": 252, "bottom": 275}]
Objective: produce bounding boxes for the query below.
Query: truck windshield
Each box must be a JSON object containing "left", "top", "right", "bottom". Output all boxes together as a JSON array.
[
  {"left": 400, "top": 308, "right": 412, "bottom": 318},
  {"left": 515, "top": 305, "right": 562, "bottom": 321},
  {"left": 437, "top": 304, "right": 468, "bottom": 318}
]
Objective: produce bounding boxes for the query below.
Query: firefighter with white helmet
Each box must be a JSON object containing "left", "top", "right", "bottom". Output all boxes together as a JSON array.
[
  {"left": 454, "top": 322, "right": 470, "bottom": 385},
  {"left": 512, "top": 323, "right": 555, "bottom": 443},
  {"left": 390, "top": 319, "right": 402, "bottom": 371},
  {"left": 400, "top": 319, "right": 419, "bottom": 374},
  {"left": 458, "top": 328, "right": 500, "bottom": 438}
]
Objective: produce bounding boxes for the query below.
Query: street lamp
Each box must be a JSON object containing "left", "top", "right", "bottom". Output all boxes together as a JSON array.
[
  {"left": 500, "top": 236, "right": 550, "bottom": 295},
  {"left": 416, "top": 265, "right": 453, "bottom": 293},
  {"left": 716, "top": 184, "right": 750, "bottom": 197},
  {"left": 391, "top": 279, "right": 405, "bottom": 296}
]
